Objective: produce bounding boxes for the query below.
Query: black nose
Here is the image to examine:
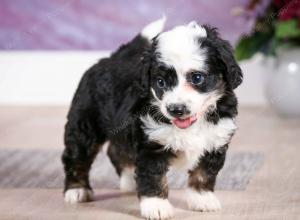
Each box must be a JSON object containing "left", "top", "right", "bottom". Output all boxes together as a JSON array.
[{"left": 167, "top": 104, "right": 190, "bottom": 117}]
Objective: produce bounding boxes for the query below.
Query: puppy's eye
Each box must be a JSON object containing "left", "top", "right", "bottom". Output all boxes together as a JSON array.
[
  {"left": 156, "top": 77, "right": 166, "bottom": 88},
  {"left": 191, "top": 72, "right": 204, "bottom": 85}
]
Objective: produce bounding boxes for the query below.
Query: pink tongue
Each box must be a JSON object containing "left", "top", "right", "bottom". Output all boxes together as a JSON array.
[{"left": 172, "top": 117, "right": 195, "bottom": 129}]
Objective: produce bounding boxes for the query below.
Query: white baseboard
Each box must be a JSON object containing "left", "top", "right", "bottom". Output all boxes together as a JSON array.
[
  {"left": 0, "top": 51, "right": 268, "bottom": 106},
  {"left": 0, "top": 51, "right": 110, "bottom": 105}
]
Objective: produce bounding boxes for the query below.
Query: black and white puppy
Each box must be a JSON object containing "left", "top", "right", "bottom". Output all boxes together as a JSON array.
[{"left": 62, "top": 17, "right": 243, "bottom": 220}]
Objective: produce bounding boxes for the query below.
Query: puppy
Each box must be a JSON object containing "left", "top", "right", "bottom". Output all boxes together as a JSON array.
[{"left": 62, "top": 17, "right": 243, "bottom": 220}]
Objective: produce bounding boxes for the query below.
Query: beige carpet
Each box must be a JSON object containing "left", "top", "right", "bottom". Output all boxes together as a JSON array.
[{"left": 1, "top": 107, "right": 300, "bottom": 220}]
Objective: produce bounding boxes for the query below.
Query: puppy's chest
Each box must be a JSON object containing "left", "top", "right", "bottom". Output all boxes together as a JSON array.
[{"left": 141, "top": 116, "right": 236, "bottom": 170}]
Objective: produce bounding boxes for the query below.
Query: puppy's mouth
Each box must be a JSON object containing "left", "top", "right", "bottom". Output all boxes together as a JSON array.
[{"left": 172, "top": 114, "right": 197, "bottom": 129}]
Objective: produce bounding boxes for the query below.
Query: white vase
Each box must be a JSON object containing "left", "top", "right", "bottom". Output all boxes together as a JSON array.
[{"left": 265, "top": 49, "right": 300, "bottom": 118}]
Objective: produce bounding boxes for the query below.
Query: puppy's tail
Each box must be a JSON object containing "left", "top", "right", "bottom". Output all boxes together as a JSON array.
[
  {"left": 141, "top": 15, "right": 166, "bottom": 41},
  {"left": 110, "top": 16, "right": 166, "bottom": 59}
]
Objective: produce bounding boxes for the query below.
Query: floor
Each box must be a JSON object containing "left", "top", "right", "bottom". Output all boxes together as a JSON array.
[{"left": 0, "top": 106, "right": 299, "bottom": 220}]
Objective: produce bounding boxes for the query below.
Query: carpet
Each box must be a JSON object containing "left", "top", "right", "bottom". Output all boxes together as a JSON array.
[{"left": 0, "top": 149, "right": 264, "bottom": 190}]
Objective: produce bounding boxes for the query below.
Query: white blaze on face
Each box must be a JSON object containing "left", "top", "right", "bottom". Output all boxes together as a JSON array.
[
  {"left": 154, "top": 22, "right": 220, "bottom": 118},
  {"left": 157, "top": 21, "right": 207, "bottom": 73}
]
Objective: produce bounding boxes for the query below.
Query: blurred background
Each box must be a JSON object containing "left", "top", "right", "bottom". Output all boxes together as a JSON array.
[
  {"left": 2, "top": 0, "right": 299, "bottom": 107},
  {"left": 1, "top": 0, "right": 300, "bottom": 111},
  {"left": 0, "top": 0, "right": 299, "bottom": 109},
  {"left": 0, "top": 1, "right": 300, "bottom": 219}
]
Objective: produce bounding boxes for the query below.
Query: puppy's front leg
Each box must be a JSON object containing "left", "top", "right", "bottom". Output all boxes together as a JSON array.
[
  {"left": 136, "top": 148, "right": 174, "bottom": 220},
  {"left": 186, "top": 145, "right": 227, "bottom": 212}
]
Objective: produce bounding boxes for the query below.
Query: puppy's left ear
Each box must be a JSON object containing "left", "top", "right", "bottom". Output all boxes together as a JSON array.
[{"left": 204, "top": 26, "right": 243, "bottom": 89}]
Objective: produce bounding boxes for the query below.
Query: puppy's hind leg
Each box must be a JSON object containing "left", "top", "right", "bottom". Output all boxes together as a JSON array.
[
  {"left": 107, "top": 144, "right": 136, "bottom": 192},
  {"left": 62, "top": 109, "right": 106, "bottom": 204}
]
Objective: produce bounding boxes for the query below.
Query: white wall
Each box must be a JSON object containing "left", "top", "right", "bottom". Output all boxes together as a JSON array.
[{"left": 0, "top": 51, "right": 269, "bottom": 106}]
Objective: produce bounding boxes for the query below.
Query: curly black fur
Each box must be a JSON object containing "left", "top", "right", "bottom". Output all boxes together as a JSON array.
[{"left": 62, "top": 24, "right": 242, "bottom": 202}]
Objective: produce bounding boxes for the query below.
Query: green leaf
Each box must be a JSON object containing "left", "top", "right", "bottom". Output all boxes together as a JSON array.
[
  {"left": 234, "top": 32, "right": 271, "bottom": 61},
  {"left": 275, "top": 20, "right": 300, "bottom": 39}
]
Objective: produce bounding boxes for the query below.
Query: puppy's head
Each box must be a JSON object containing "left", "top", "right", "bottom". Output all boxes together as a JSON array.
[{"left": 142, "top": 22, "right": 243, "bottom": 129}]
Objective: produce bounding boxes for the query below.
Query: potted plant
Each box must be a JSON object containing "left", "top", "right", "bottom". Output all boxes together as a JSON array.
[{"left": 235, "top": 0, "right": 300, "bottom": 118}]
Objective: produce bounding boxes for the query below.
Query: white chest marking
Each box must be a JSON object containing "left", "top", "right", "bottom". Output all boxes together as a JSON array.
[{"left": 141, "top": 115, "right": 236, "bottom": 170}]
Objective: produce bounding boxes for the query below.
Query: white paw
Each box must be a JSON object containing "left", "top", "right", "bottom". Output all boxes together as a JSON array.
[
  {"left": 186, "top": 189, "right": 221, "bottom": 211},
  {"left": 64, "top": 188, "right": 93, "bottom": 204},
  {"left": 140, "top": 197, "right": 174, "bottom": 220},
  {"left": 120, "top": 167, "right": 136, "bottom": 192}
]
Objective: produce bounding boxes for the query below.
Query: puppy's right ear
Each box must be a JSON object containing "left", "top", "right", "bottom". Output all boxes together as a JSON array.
[{"left": 139, "top": 50, "right": 152, "bottom": 98}]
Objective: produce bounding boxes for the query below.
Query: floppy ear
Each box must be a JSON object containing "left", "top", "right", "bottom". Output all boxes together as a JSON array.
[
  {"left": 138, "top": 50, "right": 152, "bottom": 98},
  {"left": 217, "top": 38, "right": 243, "bottom": 89},
  {"left": 204, "top": 26, "right": 243, "bottom": 89}
]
